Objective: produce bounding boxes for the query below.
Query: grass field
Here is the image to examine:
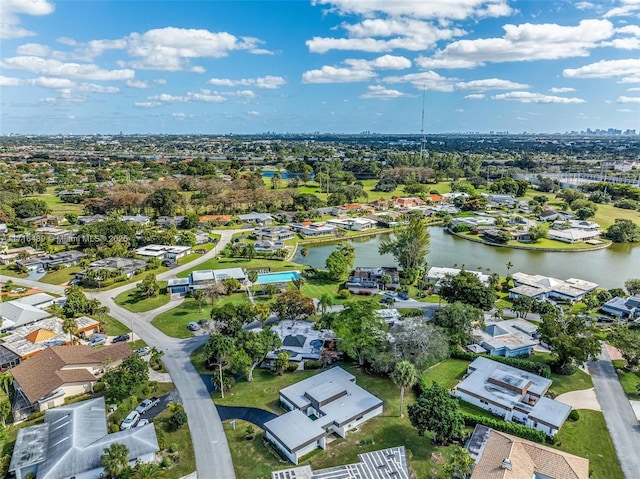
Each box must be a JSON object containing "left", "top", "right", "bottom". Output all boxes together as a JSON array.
[
  {"left": 177, "top": 257, "right": 303, "bottom": 279},
  {"left": 94, "top": 312, "right": 131, "bottom": 335},
  {"left": 612, "top": 359, "right": 640, "bottom": 399},
  {"left": 0, "top": 265, "right": 28, "bottom": 278},
  {"left": 28, "top": 187, "right": 85, "bottom": 215},
  {"left": 555, "top": 410, "right": 624, "bottom": 479},
  {"left": 526, "top": 352, "right": 594, "bottom": 395},
  {"left": 421, "top": 358, "right": 470, "bottom": 390},
  {"left": 39, "top": 265, "right": 82, "bottom": 285},
  {"left": 114, "top": 281, "right": 170, "bottom": 312}
]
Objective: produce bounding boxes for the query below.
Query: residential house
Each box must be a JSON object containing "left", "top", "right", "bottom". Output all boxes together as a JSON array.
[
  {"left": 466, "top": 424, "right": 589, "bottom": 479},
  {"left": 77, "top": 257, "right": 147, "bottom": 281},
  {"left": 121, "top": 214, "right": 151, "bottom": 226},
  {"left": 331, "top": 203, "right": 375, "bottom": 216},
  {"left": 11, "top": 343, "right": 131, "bottom": 417},
  {"left": 424, "top": 267, "right": 490, "bottom": 290},
  {"left": 135, "top": 244, "right": 191, "bottom": 260},
  {"left": 393, "top": 197, "right": 423, "bottom": 209},
  {"left": 0, "top": 300, "right": 51, "bottom": 331},
  {"left": 450, "top": 216, "right": 496, "bottom": 227},
  {"left": 195, "top": 231, "right": 211, "bottom": 244},
  {"left": 264, "top": 367, "right": 383, "bottom": 464},
  {"left": 548, "top": 228, "right": 601, "bottom": 243},
  {"left": 168, "top": 267, "right": 247, "bottom": 294},
  {"left": 486, "top": 194, "right": 518, "bottom": 208},
  {"left": 0, "top": 316, "right": 99, "bottom": 362},
  {"left": 509, "top": 272, "right": 597, "bottom": 303},
  {"left": 326, "top": 217, "right": 377, "bottom": 231},
  {"left": 156, "top": 215, "right": 185, "bottom": 228},
  {"left": 552, "top": 219, "right": 599, "bottom": 231},
  {"left": 272, "top": 447, "right": 410, "bottom": 479},
  {"left": 365, "top": 212, "right": 402, "bottom": 228},
  {"left": 453, "top": 357, "right": 571, "bottom": 436},
  {"left": 345, "top": 267, "right": 400, "bottom": 294},
  {"left": 602, "top": 296, "right": 640, "bottom": 319},
  {"left": 0, "top": 246, "right": 45, "bottom": 265},
  {"left": 22, "top": 216, "right": 55, "bottom": 228},
  {"left": 254, "top": 226, "right": 295, "bottom": 241},
  {"left": 238, "top": 212, "right": 274, "bottom": 225},
  {"left": 12, "top": 293, "right": 57, "bottom": 309},
  {"left": 292, "top": 222, "right": 338, "bottom": 237},
  {"left": 0, "top": 223, "right": 8, "bottom": 234},
  {"left": 36, "top": 250, "right": 87, "bottom": 270},
  {"left": 266, "top": 321, "right": 335, "bottom": 362},
  {"left": 469, "top": 319, "right": 538, "bottom": 357},
  {"left": 77, "top": 214, "right": 108, "bottom": 225},
  {"left": 9, "top": 396, "right": 159, "bottom": 479},
  {"left": 254, "top": 240, "right": 285, "bottom": 252}
]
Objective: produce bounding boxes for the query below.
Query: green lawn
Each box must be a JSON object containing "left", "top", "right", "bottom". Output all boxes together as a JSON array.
[
  {"left": 114, "top": 281, "right": 170, "bottom": 312},
  {"left": 554, "top": 410, "right": 624, "bottom": 479},
  {"left": 178, "top": 257, "right": 303, "bottom": 279},
  {"left": 151, "top": 296, "right": 231, "bottom": 338},
  {"left": 152, "top": 407, "right": 196, "bottom": 478},
  {"left": 0, "top": 265, "right": 28, "bottom": 278},
  {"left": 612, "top": 359, "right": 640, "bottom": 399},
  {"left": 29, "top": 187, "right": 85, "bottom": 215},
  {"left": 422, "top": 359, "right": 470, "bottom": 390},
  {"left": 83, "top": 266, "right": 170, "bottom": 291},
  {"left": 526, "top": 352, "right": 594, "bottom": 395},
  {"left": 93, "top": 312, "right": 131, "bottom": 335},
  {"left": 39, "top": 265, "right": 82, "bottom": 285}
]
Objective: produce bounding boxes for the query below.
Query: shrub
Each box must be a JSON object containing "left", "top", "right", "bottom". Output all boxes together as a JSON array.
[
  {"left": 286, "top": 362, "right": 299, "bottom": 372},
  {"left": 338, "top": 289, "right": 351, "bottom": 300},
  {"left": 169, "top": 442, "right": 179, "bottom": 453},
  {"left": 93, "top": 381, "right": 106, "bottom": 393},
  {"left": 109, "top": 423, "right": 120, "bottom": 434},
  {"left": 461, "top": 413, "right": 550, "bottom": 444},
  {"left": 156, "top": 429, "right": 167, "bottom": 450},
  {"left": 568, "top": 409, "right": 580, "bottom": 421},
  {"left": 305, "top": 360, "right": 323, "bottom": 370},
  {"left": 450, "top": 349, "right": 552, "bottom": 379},
  {"left": 161, "top": 455, "right": 173, "bottom": 468}
]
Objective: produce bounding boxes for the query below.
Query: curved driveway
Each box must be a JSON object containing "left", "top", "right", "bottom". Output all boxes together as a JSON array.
[{"left": 0, "top": 228, "right": 244, "bottom": 479}]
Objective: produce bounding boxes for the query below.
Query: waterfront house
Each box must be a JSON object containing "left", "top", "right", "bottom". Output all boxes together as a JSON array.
[
  {"left": 238, "top": 211, "right": 274, "bottom": 225},
  {"left": 509, "top": 272, "right": 597, "bottom": 303},
  {"left": 9, "top": 397, "right": 158, "bottom": 479},
  {"left": 453, "top": 357, "right": 571, "bottom": 437},
  {"left": 469, "top": 319, "right": 538, "bottom": 357},
  {"left": 254, "top": 226, "right": 295, "bottom": 241},
  {"left": 326, "top": 217, "right": 377, "bottom": 231},
  {"left": 135, "top": 244, "right": 191, "bottom": 260},
  {"left": 466, "top": 424, "right": 589, "bottom": 479},
  {"left": 424, "top": 267, "right": 490, "bottom": 290},
  {"left": 292, "top": 222, "right": 338, "bottom": 237},
  {"left": 602, "top": 296, "right": 640, "bottom": 319},
  {"left": 264, "top": 367, "right": 383, "bottom": 464},
  {"left": 168, "top": 267, "right": 247, "bottom": 294},
  {"left": 345, "top": 267, "right": 400, "bottom": 294}
]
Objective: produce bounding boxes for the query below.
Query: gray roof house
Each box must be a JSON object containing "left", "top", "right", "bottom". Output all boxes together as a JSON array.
[
  {"left": 9, "top": 397, "right": 159, "bottom": 479},
  {"left": 272, "top": 446, "right": 410, "bottom": 479},
  {"left": 239, "top": 212, "right": 274, "bottom": 224},
  {"left": 264, "top": 367, "right": 383, "bottom": 464},
  {"left": 454, "top": 357, "right": 571, "bottom": 437},
  {"left": 265, "top": 321, "right": 335, "bottom": 362},
  {"left": 0, "top": 301, "right": 51, "bottom": 331},
  {"left": 13, "top": 293, "right": 57, "bottom": 309},
  {"left": 77, "top": 257, "right": 147, "bottom": 280},
  {"left": 602, "top": 296, "right": 640, "bottom": 319},
  {"left": 470, "top": 319, "right": 538, "bottom": 358}
]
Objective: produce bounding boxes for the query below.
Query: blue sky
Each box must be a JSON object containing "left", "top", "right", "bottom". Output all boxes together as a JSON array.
[{"left": 1, "top": 0, "right": 639, "bottom": 134}]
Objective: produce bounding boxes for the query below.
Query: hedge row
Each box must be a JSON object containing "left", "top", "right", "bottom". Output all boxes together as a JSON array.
[
  {"left": 451, "top": 349, "right": 552, "bottom": 379},
  {"left": 461, "top": 412, "right": 552, "bottom": 444}
]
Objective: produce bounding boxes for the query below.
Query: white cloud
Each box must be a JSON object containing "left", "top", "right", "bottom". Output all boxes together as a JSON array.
[
  {"left": 172, "top": 112, "right": 188, "bottom": 119},
  {"left": 0, "top": 75, "right": 22, "bottom": 86},
  {"left": 418, "top": 19, "right": 614, "bottom": 69},
  {"left": 302, "top": 65, "right": 376, "bottom": 83},
  {"left": 154, "top": 79, "right": 167, "bottom": 85},
  {"left": 492, "top": 91, "right": 586, "bottom": 103},
  {"left": 134, "top": 101, "right": 161, "bottom": 108},
  {"left": 384, "top": 70, "right": 455, "bottom": 91},
  {"left": 16, "top": 42, "right": 51, "bottom": 56},
  {"left": 359, "top": 85, "right": 413, "bottom": 99},
  {"left": 617, "top": 96, "right": 640, "bottom": 103},
  {"left": 455, "top": 78, "right": 529, "bottom": 91},
  {"left": 344, "top": 54, "right": 411, "bottom": 70},
  {"left": 464, "top": 93, "right": 485, "bottom": 99},
  {"left": 603, "top": 37, "right": 640, "bottom": 49},
  {"left": 455, "top": 108, "right": 464, "bottom": 113},
  {"left": 127, "top": 27, "right": 268, "bottom": 71},
  {"left": 207, "top": 75, "right": 286, "bottom": 89},
  {"left": 1, "top": 56, "right": 135, "bottom": 80},
  {"left": 617, "top": 108, "right": 634, "bottom": 112},
  {"left": 1, "top": 0, "right": 55, "bottom": 39},
  {"left": 575, "top": 1, "right": 596, "bottom": 9},
  {"left": 549, "top": 87, "right": 576, "bottom": 93},
  {"left": 78, "top": 83, "right": 119, "bottom": 93},
  {"left": 126, "top": 79, "right": 150, "bottom": 89},
  {"left": 563, "top": 59, "right": 640, "bottom": 84},
  {"left": 148, "top": 89, "right": 227, "bottom": 103},
  {"left": 627, "top": 87, "right": 640, "bottom": 91},
  {"left": 311, "top": 0, "right": 513, "bottom": 21},
  {"left": 604, "top": 0, "right": 640, "bottom": 18},
  {"left": 247, "top": 110, "right": 259, "bottom": 116}
]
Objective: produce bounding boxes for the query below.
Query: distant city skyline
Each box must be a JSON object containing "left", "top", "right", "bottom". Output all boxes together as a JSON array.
[{"left": 1, "top": 0, "right": 639, "bottom": 135}]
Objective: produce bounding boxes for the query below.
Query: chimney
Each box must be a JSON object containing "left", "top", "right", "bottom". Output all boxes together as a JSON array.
[{"left": 501, "top": 458, "right": 512, "bottom": 470}]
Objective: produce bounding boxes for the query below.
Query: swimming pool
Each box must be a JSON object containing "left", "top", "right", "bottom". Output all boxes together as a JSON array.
[{"left": 255, "top": 271, "right": 301, "bottom": 284}]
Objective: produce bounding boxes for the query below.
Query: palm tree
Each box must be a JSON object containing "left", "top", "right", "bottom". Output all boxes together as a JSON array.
[
  {"left": 193, "top": 290, "right": 205, "bottom": 312},
  {"left": 300, "top": 247, "right": 309, "bottom": 268},
  {"left": 381, "top": 273, "right": 392, "bottom": 291},
  {"left": 0, "top": 372, "right": 13, "bottom": 396},
  {"left": 318, "top": 293, "right": 334, "bottom": 314},
  {"left": 0, "top": 399, "right": 10, "bottom": 427},
  {"left": 292, "top": 277, "right": 305, "bottom": 291},
  {"left": 247, "top": 270, "right": 258, "bottom": 285},
  {"left": 391, "top": 361, "right": 417, "bottom": 417},
  {"left": 132, "top": 461, "right": 164, "bottom": 479},
  {"left": 101, "top": 443, "right": 130, "bottom": 479},
  {"left": 62, "top": 316, "right": 78, "bottom": 344}
]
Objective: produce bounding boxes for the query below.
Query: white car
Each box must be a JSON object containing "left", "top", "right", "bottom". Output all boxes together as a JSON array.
[
  {"left": 120, "top": 411, "right": 140, "bottom": 430},
  {"left": 135, "top": 418, "right": 150, "bottom": 428},
  {"left": 135, "top": 397, "right": 160, "bottom": 415}
]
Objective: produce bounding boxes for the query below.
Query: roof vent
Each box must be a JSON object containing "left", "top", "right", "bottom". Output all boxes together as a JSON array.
[{"left": 501, "top": 458, "right": 512, "bottom": 470}]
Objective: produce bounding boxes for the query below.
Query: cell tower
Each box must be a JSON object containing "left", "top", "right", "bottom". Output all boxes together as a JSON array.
[{"left": 420, "top": 85, "right": 426, "bottom": 163}]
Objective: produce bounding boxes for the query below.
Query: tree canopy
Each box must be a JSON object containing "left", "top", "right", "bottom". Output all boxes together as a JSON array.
[
  {"left": 438, "top": 270, "right": 497, "bottom": 310},
  {"left": 271, "top": 290, "right": 315, "bottom": 322},
  {"left": 408, "top": 381, "right": 463, "bottom": 444},
  {"left": 325, "top": 243, "right": 355, "bottom": 281},
  {"left": 378, "top": 217, "right": 430, "bottom": 273},
  {"left": 538, "top": 314, "right": 601, "bottom": 373},
  {"left": 333, "top": 301, "right": 388, "bottom": 365},
  {"left": 605, "top": 219, "right": 640, "bottom": 243},
  {"left": 433, "top": 301, "right": 484, "bottom": 346},
  {"left": 389, "top": 318, "right": 449, "bottom": 368}
]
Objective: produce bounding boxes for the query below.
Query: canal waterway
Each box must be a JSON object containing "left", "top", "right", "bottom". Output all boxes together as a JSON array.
[{"left": 293, "top": 227, "right": 640, "bottom": 289}]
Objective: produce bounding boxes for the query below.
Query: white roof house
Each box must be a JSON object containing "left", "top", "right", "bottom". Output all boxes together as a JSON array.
[
  {"left": 13, "top": 293, "right": 57, "bottom": 309},
  {"left": 189, "top": 268, "right": 246, "bottom": 291},
  {"left": 425, "top": 267, "right": 490, "bottom": 288},
  {"left": 135, "top": 244, "right": 191, "bottom": 259},
  {"left": 0, "top": 301, "right": 51, "bottom": 331},
  {"left": 454, "top": 357, "right": 571, "bottom": 437},
  {"left": 267, "top": 321, "right": 335, "bottom": 362},
  {"left": 264, "top": 367, "right": 383, "bottom": 464},
  {"left": 509, "top": 272, "right": 597, "bottom": 303},
  {"left": 9, "top": 397, "right": 158, "bottom": 479},
  {"left": 470, "top": 319, "right": 538, "bottom": 358}
]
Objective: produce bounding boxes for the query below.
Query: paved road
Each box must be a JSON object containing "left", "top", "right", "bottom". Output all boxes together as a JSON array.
[
  {"left": 588, "top": 347, "right": 640, "bottom": 479},
  {"left": 0, "top": 229, "right": 243, "bottom": 479},
  {"left": 216, "top": 405, "right": 278, "bottom": 429}
]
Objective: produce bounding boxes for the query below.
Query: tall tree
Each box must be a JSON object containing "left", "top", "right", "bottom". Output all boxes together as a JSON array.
[
  {"left": 389, "top": 318, "right": 449, "bottom": 368},
  {"left": 625, "top": 279, "right": 640, "bottom": 296},
  {"left": 608, "top": 326, "right": 640, "bottom": 368},
  {"left": 379, "top": 217, "right": 430, "bottom": 275},
  {"left": 271, "top": 290, "right": 315, "bottom": 323},
  {"left": 193, "top": 289, "right": 205, "bottom": 312},
  {"left": 0, "top": 372, "right": 12, "bottom": 396},
  {"left": 408, "top": 381, "right": 463, "bottom": 444},
  {"left": 433, "top": 302, "right": 484, "bottom": 346},
  {"left": 443, "top": 446, "right": 474, "bottom": 479},
  {"left": 391, "top": 361, "right": 417, "bottom": 417},
  {"left": 204, "top": 334, "right": 235, "bottom": 398},
  {"left": 233, "top": 328, "right": 281, "bottom": 381},
  {"left": 318, "top": 293, "right": 334, "bottom": 314},
  {"left": 538, "top": 314, "right": 601, "bottom": 374},
  {"left": 247, "top": 270, "right": 259, "bottom": 285},
  {"left": 333, "top": 301, "right": 388, "bottom": 365},
  {"left": 325, "top": 243, "right": 355, "bottom": 281},
  {"left": 137, "top": 273, "right": 159, "bottom": 299},
  {"left": 101, "top": 443, "right": 130, "bottom": 479},
  {"left": 62, "top": 316, "right": 78, "bottom": 344},
  {"left": 438, "top": 271, "right": 497, "bottom": 310}
]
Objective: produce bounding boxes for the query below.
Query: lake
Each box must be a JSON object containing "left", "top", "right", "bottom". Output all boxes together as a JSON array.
[{"left": 293, "top": 227, "right": 640, "bottom": 289}]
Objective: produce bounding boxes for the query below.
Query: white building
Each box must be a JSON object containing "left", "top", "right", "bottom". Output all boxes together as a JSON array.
[
  {"left": 425, "top": 267, "right": 490, "bottom": 289},
  {"left": 326, "top": 217, "right": 377, "bottom": 231},
  {"left": 135, "top": 244, "right": 191, "bottom": 260},
  {"left": 264, "top": 367, "right": 383, "bottom": 464},
  {"left": 509, "top": 272, "right": 597, "bottom": 303},
  {"left": 454, "top": 357, "right": 571, "bottom": 437}
]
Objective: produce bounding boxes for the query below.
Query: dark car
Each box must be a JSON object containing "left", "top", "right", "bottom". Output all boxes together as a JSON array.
[
  {"left": 397, "top": 292, "right": 410, "bottom": 300},
  {"left": 195, "top": 248, "right": 206, "bottom": 254},
  {"left": 112, "top": 334, "right": 130, "bottom": 343},
  {"left": 161, "top": 259, "right": 174, "bottom": 267},
  {"left": 187, "top": 322, "right": 200, "bottom": 331}
]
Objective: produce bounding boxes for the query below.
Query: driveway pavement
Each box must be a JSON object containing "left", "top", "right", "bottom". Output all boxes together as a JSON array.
[
  {"left": 216, "top": 405, "right": 278, "bottom": 429},
  {"left": 555, "top": 388, "right": 601, "bottom": 411},
  {"left": 588, "top": 347, "right": 640, "bottom": 479}
]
